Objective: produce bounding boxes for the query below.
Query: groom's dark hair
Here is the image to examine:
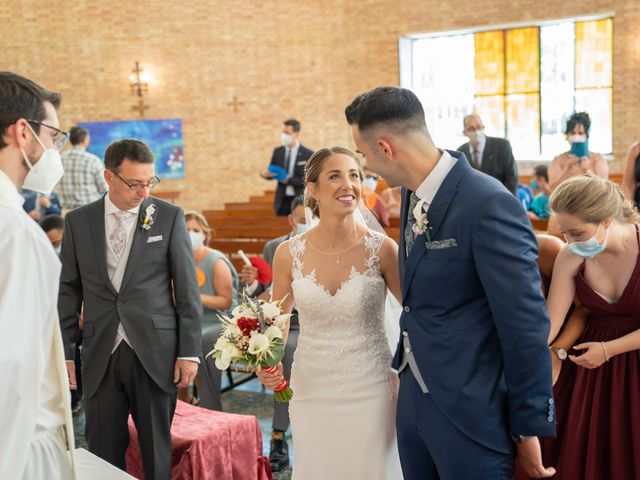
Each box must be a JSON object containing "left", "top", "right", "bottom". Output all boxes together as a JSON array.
[
  {"left": 104, "top": 138, "right": 155, "bottom": 171},
  {"left": 345, "top": 86, "right": 427, "bottom": 135}
]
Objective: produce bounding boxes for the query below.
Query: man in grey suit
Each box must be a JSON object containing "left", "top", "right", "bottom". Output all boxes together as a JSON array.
[
  {"left": 58, "top": 139, "right": 202, "bottom": 479},
  {"left": 239, "top": 195, "right": 306, "bottom": 472},
  {"left": 457, "top": 114, "right": 518, "bottom": 195}
]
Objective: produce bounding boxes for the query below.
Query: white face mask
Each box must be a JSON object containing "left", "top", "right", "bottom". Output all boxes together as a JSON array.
[
  {"left": 567, "top": 134, "right": 587, "bottom": 144},
  {"left": 362, "top": 177, "right": 378, "bottom": 191},
  {"left": 189, "top": 230, "right": 205, "bottom": 251},
  {"left": 467, "top": 130, "right": 485, "bottom": 143},
  {"left": 294, "top": 223, "right": 308, "bottom": 236},
  {"left": 20, "top": 125, "right": 64, "bottom": 195},
  {"left": 280, "top": 132, "right": 293, "bottom": 146}
]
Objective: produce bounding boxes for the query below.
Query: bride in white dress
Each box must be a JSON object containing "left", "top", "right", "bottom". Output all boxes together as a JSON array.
[{"left": 258, "top": 146, "right": 403, "bottom": 479}]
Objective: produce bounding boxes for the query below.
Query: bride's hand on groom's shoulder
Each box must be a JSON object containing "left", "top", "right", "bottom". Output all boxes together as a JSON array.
[
  {"left": 256, "top": 363, "right": 284, "bottom": 390},
  {"left": 516, "top": 437, "right": 556, "bottom": 478}
]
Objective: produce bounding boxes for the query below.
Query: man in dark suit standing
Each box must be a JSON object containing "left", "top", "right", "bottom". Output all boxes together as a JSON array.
[
  {"left": 260, "top": 119, "right": 313, "bottom": 216},
  {"left": 346, "top": 87, "right": 555, "bottom": 479},
  {"left": 457, "top": 114, "right": 518, "bottom": 195},
  {"left": 58, "top": 139, "right": 202, "bottom": 479}
]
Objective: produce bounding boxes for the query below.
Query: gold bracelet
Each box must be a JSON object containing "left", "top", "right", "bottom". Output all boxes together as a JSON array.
[{"left": 601, "top": 341, "right": 610, "bottom": 362}]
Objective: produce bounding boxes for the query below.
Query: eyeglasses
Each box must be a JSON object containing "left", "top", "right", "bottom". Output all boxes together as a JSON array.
[
  {"left": 27, "top": 120, "right": 69, "bottom": 151},
  {"left": 113, "top": 171, "right": 160, "bottom": 191}
]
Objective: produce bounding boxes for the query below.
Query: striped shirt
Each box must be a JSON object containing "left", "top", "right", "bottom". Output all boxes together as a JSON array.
[{"left": 57, "top": 147, "right": 108, "bottom": 209}]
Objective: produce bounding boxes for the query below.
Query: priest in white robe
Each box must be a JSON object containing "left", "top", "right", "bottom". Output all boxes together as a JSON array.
[{"left": 0, "top": 72, "right": 74, "bottom": 479}]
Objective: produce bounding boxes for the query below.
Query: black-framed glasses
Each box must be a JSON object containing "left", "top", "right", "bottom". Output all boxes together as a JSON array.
[
  {"left": 27, "top": 120, "right": 69, "bottom": 151},
  {"left": 113, "top": 172, "right": 160, "bottom": 191}
]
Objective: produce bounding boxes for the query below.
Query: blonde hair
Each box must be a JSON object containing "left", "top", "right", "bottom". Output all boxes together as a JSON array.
[
  {"left": 550, "top": 175, "right": 639, "bottom": 224},
  {"left": 304, "top": 146, "right": 363, "bottom": 218},
  {"left": 184, "top": 210, "right": 214, "bottom": 244}
]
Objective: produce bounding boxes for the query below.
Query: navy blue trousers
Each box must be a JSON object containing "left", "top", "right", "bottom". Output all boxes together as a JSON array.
[{"left": 396, "top": 368, "right": 515, "bottom": 480}]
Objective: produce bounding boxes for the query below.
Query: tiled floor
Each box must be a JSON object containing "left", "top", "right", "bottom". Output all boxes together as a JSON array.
[{"left": 72, "top": 373, "right": 293, "bottom": 480}]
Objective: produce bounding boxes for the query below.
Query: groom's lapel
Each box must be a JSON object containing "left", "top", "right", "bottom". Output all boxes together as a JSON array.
[
  {"left": 402, "top": 151, "right": 469, "bottom": 294},
  {"left": 120, "top": 197, "right": 154, "bottom": 292},
  {"left": 399, "top": 187, "right": 411, "bottom": 281}
]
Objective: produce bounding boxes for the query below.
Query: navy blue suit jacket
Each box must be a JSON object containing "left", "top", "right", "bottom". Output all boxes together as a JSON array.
[{"left": 392, "top": 150, "right": 555, "bottom": 453}]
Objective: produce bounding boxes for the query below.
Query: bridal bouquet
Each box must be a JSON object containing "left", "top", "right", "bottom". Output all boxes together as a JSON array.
[{"left": 207, "top": 295, "right": 293, "bottom": 402}]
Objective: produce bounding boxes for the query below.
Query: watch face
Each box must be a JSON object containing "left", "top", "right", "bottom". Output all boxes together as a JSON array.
[{"left": 557, "top": 348, "right": 568, "bottom": 360}]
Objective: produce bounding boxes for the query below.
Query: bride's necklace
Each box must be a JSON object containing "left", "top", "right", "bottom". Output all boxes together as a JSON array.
[{"left": 307, "top": 234, "right": 364, "bottom": 265}]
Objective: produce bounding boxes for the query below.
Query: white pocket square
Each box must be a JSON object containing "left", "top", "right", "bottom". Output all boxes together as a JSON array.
[
  {"left": 147, "top": 235, "right": 163, "bottom": 243},
  {"left": 296, "top": 161, "right": 307, "bottom": 166},
  {"left": 425, "top": 238, "right": 457, "bottom": 250}
]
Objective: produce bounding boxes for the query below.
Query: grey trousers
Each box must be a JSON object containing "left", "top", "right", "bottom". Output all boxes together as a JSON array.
[
  {"left": 272, "top": 328, "right": 299, "bottom": 432},
  {"left": 199, "top": 325, "right": 223, "bottom": 411},
  {"left": 85, "top": 342, "right": 176, "bottom": 480}
]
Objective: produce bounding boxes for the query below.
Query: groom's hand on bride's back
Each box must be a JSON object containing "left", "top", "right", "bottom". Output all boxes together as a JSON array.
[
  {"left": 256, "top": 363, "right": 283, "bottom": 389},
  {"left": 516, "top": 437, "right": 556, "bottom": 478}
]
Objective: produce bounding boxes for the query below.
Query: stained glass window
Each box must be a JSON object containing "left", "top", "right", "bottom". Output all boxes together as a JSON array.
[{"left": 401, "top": 16, "right": 613, "bottom": 159}]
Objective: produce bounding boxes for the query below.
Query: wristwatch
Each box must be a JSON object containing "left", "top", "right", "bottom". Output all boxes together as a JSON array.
[
  {"left": 511, "top": 435, "right": 535, "bottom": 444},
  {"left": 549, "top": 345, "right": 568, "bottom": 360}
]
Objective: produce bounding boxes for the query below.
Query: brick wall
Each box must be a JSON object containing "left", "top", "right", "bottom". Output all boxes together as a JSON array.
[{"left": 2, "top": 0, "right": 637, "bottom": 209}]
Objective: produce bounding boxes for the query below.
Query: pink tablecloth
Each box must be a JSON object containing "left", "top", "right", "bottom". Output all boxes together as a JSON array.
[{"left": 126, "top": 400, "right": 271, "bottom": 480}]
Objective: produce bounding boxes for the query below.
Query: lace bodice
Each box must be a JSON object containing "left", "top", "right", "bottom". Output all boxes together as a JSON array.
[{"left": 289, "top": 231, "right": 393, "bottom": 391}]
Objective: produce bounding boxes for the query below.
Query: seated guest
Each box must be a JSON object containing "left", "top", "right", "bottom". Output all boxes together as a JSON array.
[
  {"left": 528, "top": 165, "right": 551, "bottom": 220},
  {"left": 39, "top": 214, "right": 64, "bottom": 256},
  {"left": 362, "top": 167, "right": 390, "bottom": 227},
  {"left": 239, "top": 195, "right": 305, "bottom": 472},
  {"left": 543, "top": 176, "right": 640, "bottom": 479},
  {"left": 622, "top": 140, "right": 640, "bottom": 207},
  {"left": 40, "top": 213, "right": 85, "bottom": 412},
  {"left": 457, "top": 113, "right": 518, "bottom": 195},
  {"left": 20, "top": 189, "right": 61, "bottom": 219},
  {"left": 548, "top": 112, "right": 608, "bottom": 192},
  {"left": 381, "top": 185, "right": 401, "bottom": 218},
  {"left": 184, "top": 211, "right": 239, "bottom": 411},
  {"left": 517, "top": 183, "right": 534, "bottom": 211}
]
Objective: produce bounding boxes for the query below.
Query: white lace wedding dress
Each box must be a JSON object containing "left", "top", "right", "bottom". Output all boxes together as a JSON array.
[{"left": 288, "top": 230, "right": 403, "bottom": 480}]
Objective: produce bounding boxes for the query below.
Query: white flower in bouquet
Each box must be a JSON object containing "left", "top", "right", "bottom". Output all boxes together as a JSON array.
[
  {"left": 265, "top": 325, "right": 283, "bottom": 341},
  {"left": 261, "top": 301, "right": 281, "bottom": 320},
  {"left": 248, "top": 333, "right": 270, "bottom": 356},
  {"left": 215, "top": 349, "right": 233, "bottom": 370},
  {"left": 232, "top": 304, "right": 254, "bottom": 318},
  {"left": 275, "top": 314, "right": 290, "bottom": 330}
]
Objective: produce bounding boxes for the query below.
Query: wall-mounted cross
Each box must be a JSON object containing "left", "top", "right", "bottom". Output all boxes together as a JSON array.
[
  {"left": 227, "top": 96, "right": 244, "bottom": 112},
  {"left": 132, "top": 98, "right": 150, "bottom": 117}
]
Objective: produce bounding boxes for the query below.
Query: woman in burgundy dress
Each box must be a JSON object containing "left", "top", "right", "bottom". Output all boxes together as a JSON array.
[{"left": 543, "top": 175, "right": 640, "bottom": 479}]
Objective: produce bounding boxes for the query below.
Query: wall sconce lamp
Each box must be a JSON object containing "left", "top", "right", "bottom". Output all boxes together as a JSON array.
[{"left": 129, "top": 61, "right": 150, "bottom": 117}]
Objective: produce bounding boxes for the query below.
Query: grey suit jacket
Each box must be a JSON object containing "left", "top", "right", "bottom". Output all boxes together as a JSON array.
[
  {"left": 58, "top": 195, "right": 202, "bottom": 398},
  {"left": 457, "top": 136, "right": 518, "bottom": 195}
]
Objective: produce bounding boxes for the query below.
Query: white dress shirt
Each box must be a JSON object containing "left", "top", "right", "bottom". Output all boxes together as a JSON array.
[
  {"left": 414, "top": 150, "right": 458, "bottom": 206},
  {"left": 469, "top": 134, "right": 486, "bottom": 168},
  {"left": 285, "top": 141, "right": 300, "bottom": 196},
  {"left": 0, "top": 170, "right": 71, "bottom": 478}
]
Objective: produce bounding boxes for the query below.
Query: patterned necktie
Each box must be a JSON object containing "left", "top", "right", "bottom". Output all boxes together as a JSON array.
[
  {"left": 284, "top": 148, "right": 292, "bottom": 173},
  {"left": 404, "top": 192, "right": 420, "bottom": 255},
  {"left": 109, "top": 211, "right": 129, "bottom": 260},
  {"left": 472, "top": 149, "right": 480, "bottom": 169}
]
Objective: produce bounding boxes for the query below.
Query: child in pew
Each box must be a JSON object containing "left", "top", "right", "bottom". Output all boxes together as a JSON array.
[
  {"left": 181, "top": 210, "right": 239, "bottom": 410},
  {"left": 528, "top": 164, "right": 551, "bottom": 220}
]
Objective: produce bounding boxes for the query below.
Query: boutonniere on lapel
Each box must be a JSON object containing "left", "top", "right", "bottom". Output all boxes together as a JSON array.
[
  {"left": 140, "top": 204, "right": 156, "bottom": 231},
  {"left": 412, "top": 198, "right": 431, "bottom": 242}
]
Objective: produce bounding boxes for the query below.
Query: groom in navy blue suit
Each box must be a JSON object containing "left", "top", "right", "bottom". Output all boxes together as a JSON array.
[{"left": 346, "top": 87, "right": 556, "bottom": 479}]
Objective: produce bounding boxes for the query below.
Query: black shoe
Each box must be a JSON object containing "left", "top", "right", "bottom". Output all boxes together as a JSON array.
[{"left": 269, "top": 438, "right": 289, "bottom": 472}]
